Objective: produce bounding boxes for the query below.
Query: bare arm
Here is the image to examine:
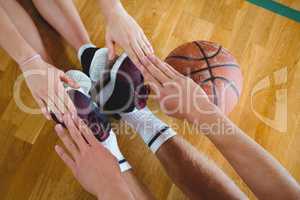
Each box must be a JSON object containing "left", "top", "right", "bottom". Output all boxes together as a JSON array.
[
  {"left": 0, "top": 4, "right": 78, "bottom": 122},
  {"left": 96, "top": 0, "right": 153, "bottom": 65},
  {"left": 0, "top": 5, "right": 36, "bottom": 63},
  {"left": 156, "top": 135, "right": 246, "bottom": 200},
  {"left": 142, "top": 55, "right": 300, "bottom": 200},
  {"left": 32, "top": 0, "right": 90, "bottom": 50},
  {"left": 0, "top": 0, "right": 50, "bottom": 62},
  {"left": 123, "top": 170, "right": 155, "bottom": 200},
  {"left": 54, "top": 115, "right": 134, "bottom": 200},
  {"left": 96, "top": 0, "right": 122, "bottom": 22},
  {"left": 191, "top": 109, "right": 300, "bottom": 200}
]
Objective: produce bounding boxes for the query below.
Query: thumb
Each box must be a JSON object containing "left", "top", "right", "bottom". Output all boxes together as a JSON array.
[
  {"left": 60, "top": 72, "right": 80, "bottom": 88},
  {"left": 105, "top": 35, "right": 115, "bottom": 60}
]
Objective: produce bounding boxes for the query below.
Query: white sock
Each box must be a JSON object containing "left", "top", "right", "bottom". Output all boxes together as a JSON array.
[
  {"left": 65, "top": 70, "right": 92, "bottom": 96},
  {"left": 120, "top": 107, "right": 176, "bottom": 153},
  {"left": 77, "top": 43, "right": 109, "bottom": 83},
  {"left": 102, "top": 130, "right": 131, "bottom": 172}
]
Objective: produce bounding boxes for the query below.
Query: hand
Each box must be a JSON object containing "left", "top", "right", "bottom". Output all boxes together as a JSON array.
[
  {"left": 105, "top": 5, "right": 153, "bottom": 67},
  {"left": 141, "top": 56, "right": 216, "bottom": 122},
  {"left": 19, "top": 57, "right": 79, "bottom": 121},
  {"left": 54, "top": 114, "right": 133, "bottom": 199}
]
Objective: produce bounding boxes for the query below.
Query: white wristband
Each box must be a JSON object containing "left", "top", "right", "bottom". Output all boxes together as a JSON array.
[{"left": 120, "top": 107, "right": 176, "bottom": 153}]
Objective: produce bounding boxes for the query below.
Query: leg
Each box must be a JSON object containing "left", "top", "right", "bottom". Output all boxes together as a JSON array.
[
  {"left": 0, "top": 0, "right": 50, "bottom": 62},
  {"left": 32, "top": 0, "right": 90, "bottom": 51},
  {"left": 122, "top": 170, "right": 155, "bottom": 200}
]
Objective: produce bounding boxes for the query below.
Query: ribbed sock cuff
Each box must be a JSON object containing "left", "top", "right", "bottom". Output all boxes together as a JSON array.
[{"left": 121, "top": 107, "right": 176, "bottom": 153}]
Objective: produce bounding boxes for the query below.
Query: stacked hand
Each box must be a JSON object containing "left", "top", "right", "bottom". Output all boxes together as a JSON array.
[
  {"left": 54, "top": 114, "right": 133, "bottom": 199},
  {"left": 20, "top": 57, "right": 79, "bottom": 122},
  {"left": 140, "top": 56, "right": 217, "bottom": 123},
  {"left": 105, "top": 4, "right": 153, "bottom": 67}
]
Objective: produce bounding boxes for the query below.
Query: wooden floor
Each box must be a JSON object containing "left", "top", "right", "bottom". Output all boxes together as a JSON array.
[{"left": 0, "top": 0, "right": 300, "bottom": 199}]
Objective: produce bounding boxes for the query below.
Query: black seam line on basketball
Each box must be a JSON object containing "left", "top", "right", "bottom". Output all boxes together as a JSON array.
[
  {"left": 194, "top": 41, "right": 218, "bottom": 105},
  {"left": 165, "top": 45, "right": 223, "bottom": 61},
  {"left": 188, "top": 64, "right": 240, "bottom": 76},
  {"left": 118, "top": 159, "right": 127, "bottom": 164},
  {"left": 200, "top": 77, "right": 214, "bottom": 85},
  {"left": 200, "top": 76, "right": 240, "bottom": 97},
  {"left": 148, "top": 126, "right": 169, "bottom": 147},
  {"left": 214, "top": 76, "right": 240, "bottom": 97}
]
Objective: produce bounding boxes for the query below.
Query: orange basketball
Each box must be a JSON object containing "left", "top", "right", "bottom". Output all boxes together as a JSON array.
[{"left": 165, "top": 41, "right": 243, "bottom": 115}]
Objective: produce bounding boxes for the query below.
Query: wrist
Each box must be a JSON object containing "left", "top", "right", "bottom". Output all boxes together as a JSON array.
[
  {"left": 16, "top": 49, "right": 37, "bottom": 67},
  {"left": 190, "top": 104, "right": 238, "bottom": 142},
  {"left": 100, "top": 0, "right": 125, "bottom": 22},
  {"left": 18, "top": 53, "right": 42, "bottom": 71},
  {"left": 186, "top": 101, "right": 219, "bottom": 123}
]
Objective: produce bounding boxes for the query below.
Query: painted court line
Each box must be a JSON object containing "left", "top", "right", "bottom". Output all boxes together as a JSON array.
[{"left": 247, "top": 0, "right": 300, "bottom": 23}]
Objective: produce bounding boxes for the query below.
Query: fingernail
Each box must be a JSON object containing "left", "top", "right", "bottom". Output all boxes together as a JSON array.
[
  {"left": 151, "top": 48, "right": 154, "bottom": 54},
  {"left": 150, "top": 54, "right": 155, "bottom": 59},
  {"left": 54, "top": 145, "right": 61, "bottom": 152},
  {"left": 55, "top": 124, "right": 61, "bottom": 131},
  {"left": 46, "top": 114, "right": 51, "bottom": 120},
  {"left": 148, "top": 55, "right": 154, "bottom": 61}
]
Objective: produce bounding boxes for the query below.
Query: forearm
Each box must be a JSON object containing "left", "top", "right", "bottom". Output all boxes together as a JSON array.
[
  {"left": 32, "top": 0, "right": 90, "bottom": 50},
  {"left": 97, "top": 0, "right": 125, "bottom": 21},
  {"left": 156, "top": 135, "right": 246, "bottom": 200},
  {"left": 192, "top": 108, "right": 300, "bottom": 199},
  {"left": 97, "top": 180, "right": 134, "bottom": 200},
  {"left": 0, "top": 6, "right": 36, "bottom": 64},
  {"left": 122, "top": 170, "right": 155, "bottom": 200}
]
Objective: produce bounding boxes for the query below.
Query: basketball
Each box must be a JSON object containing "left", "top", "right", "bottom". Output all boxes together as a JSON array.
[{"left": 165, "top": 41, "right": 243, "bottom": 115}]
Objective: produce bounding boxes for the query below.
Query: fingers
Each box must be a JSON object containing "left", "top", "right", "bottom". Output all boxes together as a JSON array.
[
  {"left": 49, "top": 70, "right": 78, "bottom": 122},
  {"left": 143, "top": 57, "right": 170, "bottom": 84},
  {"left": 34, "top": 96, "right": 51, "bottom": 120},
  {"left": 53, "top": 79, "right": 77, "bottom": 120},
  {"left": 162, "top": 60, "right": 185, "bottom": 78},
  {"left": 150, "top": 56, "right": 180, "bottom": 80},
  {"left": 130, "top": 41, "right": 145, "bottom": 66},
  {"left": 105, "top": 34, "right": 116, "bottom": 60},
  {"left": 47, "top": 77, "right": 66, "bottom": 121},
  {"left": 141, "top": 65, "right": 163, "bottom": 88},
  {"left": 60, "top": 73, "right": 80, "bottom": 89},
  {"left": 63, "top": 114, "right": 87, "bottom": 151},
  {"left": 55, "top": 124, "right": 80, "bottom": 159},
  {"left": 47, "top": 97, "right": 63, "bottom": 122},
  {"left": 60, "top": 85, "right": 78, "bottom": 118},
  {"left": 77, "top": 119, "right": 98, "bottom": 146},
  {"left": 55, "top": 145, "right": 76, "bottom": 173},
  {"left": 127, "top": 51, "right": 142, "bottom": 71},
  {"left": 140, "top": 33, "right": 154, "bottom": 55}
]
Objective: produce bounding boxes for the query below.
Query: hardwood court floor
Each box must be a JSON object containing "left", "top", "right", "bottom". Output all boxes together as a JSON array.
[{"left": 0, "top": 0, "right": 299, "bottom": 199}]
